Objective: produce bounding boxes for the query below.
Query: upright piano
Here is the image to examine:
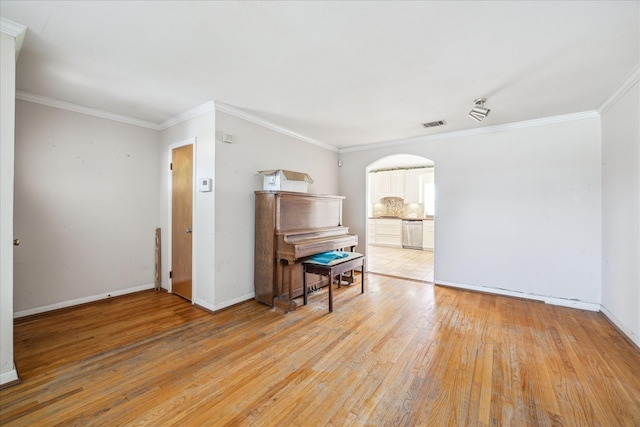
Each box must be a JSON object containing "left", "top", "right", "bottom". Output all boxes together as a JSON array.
[{"left": 254, "top": 191, "right": 358, "bottom": 311}]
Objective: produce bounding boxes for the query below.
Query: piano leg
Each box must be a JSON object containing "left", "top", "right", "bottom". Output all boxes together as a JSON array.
[
  {"left": 274, "top": 260, "right": 298, "bottom": 313},
  {"left": 288, "top": 261, "right": 294, "bottom": 301},
  {"left": 275, "top": 260, "right": 283, "bottom": 304}
]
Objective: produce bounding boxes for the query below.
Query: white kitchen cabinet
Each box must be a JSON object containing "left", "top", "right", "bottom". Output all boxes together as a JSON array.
[
  {"left": 373, "top": 170, "right": 404, "bottom": 200},
  {"left": 422, "top": 220, "right": 434, "bottom": 250},
  {"left": 403, "top": 169, "right": 424, "bottom": 203},
  {"left": 371, "top": 172, "right": 385, "bottom": 201},
  {"left": 370, "top": 168, "right": 431, "bottom": 203},
  {"left": 368, "top": 173, "right": 377, "bottom": 203},
  {"left": 373, "top": 218, "right": 402, "bottom": 247},
  {"left": 367, "top": 219, "right": 377, "bottom": 244},
  {"left": 389, "top": 171, "right": 404, "bottom": 197}
]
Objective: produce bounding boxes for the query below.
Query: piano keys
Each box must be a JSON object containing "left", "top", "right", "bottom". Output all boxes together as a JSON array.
[{"left": 254, "top": 191, "right": 358, "bottom": 311}]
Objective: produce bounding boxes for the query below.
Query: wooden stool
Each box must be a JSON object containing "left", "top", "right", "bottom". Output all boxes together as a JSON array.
[{"left": 302, "top": 253, "right": 365, "bottom": 312}]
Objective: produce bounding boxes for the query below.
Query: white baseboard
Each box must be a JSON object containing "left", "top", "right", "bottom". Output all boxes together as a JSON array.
[
  {"left": 214, "top": 292, "right": 255, "bottom": 311},
  {"left": 0, "top": 366, "right": 19, "bottom": 386},
  {"left": 600, "top": 304, "right": 640, "bottom": 349},
  {"left": 193, "top": 292, "right": 255, "bottom": 313},
  {"left": 436, "top": 280, "right": 600, "bottom": 312},
  {"left": 193, "top": 297, "right": 216, "bottom": 313},
  {"left": 543, "top": 295, "right": 600, "bottom": 311},
  {"left": 13, "top": 283, "right": 156, "bottom": 319}
]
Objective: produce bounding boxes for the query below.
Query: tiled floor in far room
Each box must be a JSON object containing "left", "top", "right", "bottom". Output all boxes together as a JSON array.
[{"left": 366, "top": 245, "right": 434, "bottom": 282}]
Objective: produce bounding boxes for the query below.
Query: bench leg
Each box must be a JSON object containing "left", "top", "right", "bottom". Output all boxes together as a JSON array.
[
  {"left": 303, "top": 257, "right": 364, "bottom": 313},
  {"left": 303, "top": 267, "right": 307, "bottom": 306},
  {"left": 329, "top": 272, "right": 333, "bottom": 312}
]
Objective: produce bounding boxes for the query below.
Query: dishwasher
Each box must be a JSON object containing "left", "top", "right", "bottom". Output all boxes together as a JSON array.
[{"left": 402, "top": 220, "right": 423, "bottom": 249}]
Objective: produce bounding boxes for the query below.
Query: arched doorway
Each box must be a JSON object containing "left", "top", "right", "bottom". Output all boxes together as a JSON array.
[{"left": 366, "top": 154, "right": 435, "bottom": 282}]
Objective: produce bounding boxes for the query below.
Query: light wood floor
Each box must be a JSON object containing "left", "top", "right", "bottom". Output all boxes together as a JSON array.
[
  {"left": 368, "top": 245, "right": 434, "bottom": 282},
  {"left": 2, "top": 276, "right": 640, "bottom": 426}
]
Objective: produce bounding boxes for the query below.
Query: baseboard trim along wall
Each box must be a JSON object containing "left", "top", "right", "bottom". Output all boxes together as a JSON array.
[
  {"left": 600, "top": 304, "right": 640, "bottom": 349},
  {"left": 14, "top": 286, "right": 256, "bottom": 319},
  {"left": 0, "top": 366, "right": 19, "bottom": 387},
  {"left": 193, "top": 293, "right": 256, "bottom": 315},
  {"left": 436, "top": 280, "right": 601, "bottom": 312},
  {"left": 13, "top": 283, "right": 156, "bottom": 319},
  {"left": 193, "top": 297, "right": 216, "bottom": 313}
]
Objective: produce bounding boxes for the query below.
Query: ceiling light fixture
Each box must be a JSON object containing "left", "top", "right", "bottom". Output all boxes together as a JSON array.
[{"left": 468, "top": 98, "right": 490, "bottom": 122}]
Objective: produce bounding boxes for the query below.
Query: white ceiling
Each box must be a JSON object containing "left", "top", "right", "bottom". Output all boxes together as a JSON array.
[{"left": 1, "top": 1, "right": 638, "bottom": 150}]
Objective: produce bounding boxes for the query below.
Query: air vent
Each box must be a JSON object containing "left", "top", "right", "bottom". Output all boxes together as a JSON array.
[{"left": 423, "top": 120, "right": 447, "bottom": 128}]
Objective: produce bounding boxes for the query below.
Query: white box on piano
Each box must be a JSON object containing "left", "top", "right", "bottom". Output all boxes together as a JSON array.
[{"left": 258, "top": 169, "right": 313, "bottom": 193}]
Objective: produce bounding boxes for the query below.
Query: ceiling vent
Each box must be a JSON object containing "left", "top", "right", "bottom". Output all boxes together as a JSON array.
[{"left": 422, "top": 120, "right": 447, "bottom": 128}]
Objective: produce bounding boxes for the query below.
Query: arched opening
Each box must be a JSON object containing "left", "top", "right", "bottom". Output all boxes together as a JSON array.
[{"left": 366, "top": 154, "right": 435, "bottom": 282}]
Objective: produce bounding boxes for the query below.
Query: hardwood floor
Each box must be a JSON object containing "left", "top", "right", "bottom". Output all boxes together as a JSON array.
[
  {"left": 367, "top": 245, "right": 434, "bottom": 282},
  {"left": 2, "top": 276, "right": 640, "bottom": 426}
]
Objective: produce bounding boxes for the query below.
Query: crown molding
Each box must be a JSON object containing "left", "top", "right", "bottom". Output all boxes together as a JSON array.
[
  {"left": 13, "top": 90, "right": 340, "bottom": 152},
  {"left": 159, "top": 101, "right": 216, "bottom": 130},
  {"left": 0, "top": 17, "right": 26, "bottom": 37},
  {"left": 214, "top": 101, "right": 339, "bottom": 152},
  {"left": 1, "top": 17, "right": 27, "bottom": 60},
  {"left": 14, "top": 87, "right": 607, "bottom": 153},
  {"left": 598, "top": 66, "right": 640, "bottom": 115},
  {"left": 15, "top": 91, "right": 163, "bottom": 130},
  {"left": 340, "top": 110, "right": 600, "bottom": 154},
  {"left": 15, "top": 91, "right": 219, "bottom": 131}
]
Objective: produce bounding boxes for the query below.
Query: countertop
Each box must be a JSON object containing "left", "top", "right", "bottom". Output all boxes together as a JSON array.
[{"left": 369, "top": 216, "right": 435, "bottom": 220}]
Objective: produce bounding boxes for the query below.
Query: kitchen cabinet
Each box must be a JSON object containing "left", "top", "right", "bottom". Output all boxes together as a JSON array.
[
  {"left": 367, "top": 220, "right": 376, "bottom": 244},
  {"left": 369, "top": 167, "right": 432, "bottom": 204},
  {"left": 371, "top": 218, "right": 402, "bottom": 247},
  {"left": 368, "top": 173, "right": 376, "bottom": 204},
  {"left": 373, "top": 170, "right": 404, "bottom": 200},
  {"left": 403, "top": 169, "right": 423, "bottom": 203},
  {"left": 388, "top": 171, "right": 405, "bottom": 197},
  {"left": 370, "top": 173, "right": 384, "bottom": 201},
  {"left": 422, "top": 220, "right": 434, "bottom": 250}
]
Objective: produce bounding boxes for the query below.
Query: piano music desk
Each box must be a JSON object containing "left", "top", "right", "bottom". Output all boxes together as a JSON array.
[{"left": 302, "top": 253, "right": 365, "bottom": 312}]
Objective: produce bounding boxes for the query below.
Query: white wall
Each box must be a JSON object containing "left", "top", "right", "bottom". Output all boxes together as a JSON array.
[
  {"left": 214, "top": 111, "right": 340, "bottom": 308},
  {"left": 340, "top": 116, "right": 602, "bottom": 308},
  {"left": 601, "top": 76, "right": 640, "bottom": 347},
  {"left": 13, "top": 101, "right": 161, "bottom": 315},
  {"left": 1, "top": 30, "right": 19, "bottom": 385},
  {"left": 9, "top": 101, "right": 340, "bottom": 318}
]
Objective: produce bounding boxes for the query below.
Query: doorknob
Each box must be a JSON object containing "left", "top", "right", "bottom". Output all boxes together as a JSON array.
[
  {"left": 186, "top": 228, "right": 192, "bottom": 234},
  {"left": 13, "top": 239, "right": 20, "bottom": 246}
]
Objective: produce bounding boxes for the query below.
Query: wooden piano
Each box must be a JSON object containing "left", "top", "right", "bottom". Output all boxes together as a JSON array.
[{"left": 254, "top": 191, "right": 358, "bottom": 312}]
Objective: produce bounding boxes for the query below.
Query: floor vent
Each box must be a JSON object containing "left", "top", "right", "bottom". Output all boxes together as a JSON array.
[{"left": 423, "top": 120, "right": 447, "bottom": 128}]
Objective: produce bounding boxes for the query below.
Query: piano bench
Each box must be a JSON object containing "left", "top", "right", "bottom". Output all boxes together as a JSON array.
[{"left": 302, "top": 253, "right": 365, "bottom": 312}]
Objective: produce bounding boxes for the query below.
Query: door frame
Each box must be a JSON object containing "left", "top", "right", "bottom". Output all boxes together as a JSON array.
[
  {"left": 364, "top": 154, "right": 436, "bottom": 281},
  {"left": 167, "top": 137, "right": 197, "bottom": 301}
]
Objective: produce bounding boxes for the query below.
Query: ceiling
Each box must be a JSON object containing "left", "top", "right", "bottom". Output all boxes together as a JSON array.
[{"left": 1, "top": 1, "right": 638, "bottom": 150}]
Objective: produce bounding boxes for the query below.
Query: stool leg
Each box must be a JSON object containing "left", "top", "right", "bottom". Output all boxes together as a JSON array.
[
  {"left": 361, "top": 264, "right": 365, "bottom": 294},
  {"left": 330, "top": 266, "right": 335, "bottom": 312},
  {"left": 329, "top": 276, "right": 333, "bottom": 312}
]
